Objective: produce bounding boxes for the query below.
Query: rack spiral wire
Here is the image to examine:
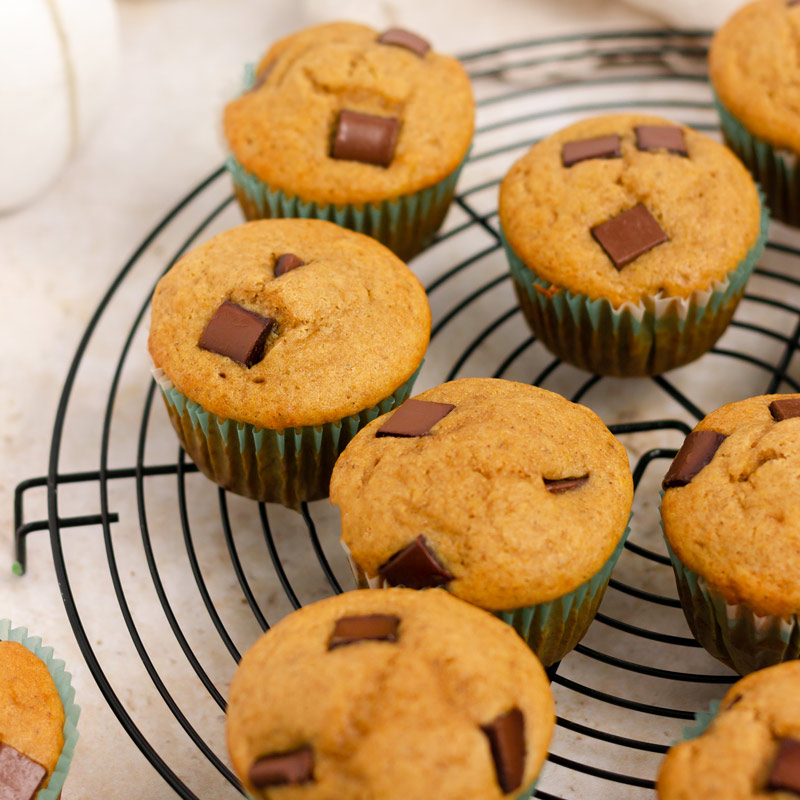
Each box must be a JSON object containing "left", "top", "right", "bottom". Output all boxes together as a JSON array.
[{"left": 14, "top": 29, "right": 800, "bottom": 799}]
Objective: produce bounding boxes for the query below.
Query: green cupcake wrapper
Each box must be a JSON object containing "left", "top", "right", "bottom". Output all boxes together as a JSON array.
[
  {"left": 155, "top": 362, "right": 422, "bottom": 510},
  {"left": 678, "top": 699, "right": 722, "bottom": 743},
  {"left": 500, "top": 193, "right": 769, "bottom": 377},
  {"left": 714, "top": 93, "right": 800, "bottom": 227},
  {"left": 0, "top": 620, "right": 80, "bottom": 799}
]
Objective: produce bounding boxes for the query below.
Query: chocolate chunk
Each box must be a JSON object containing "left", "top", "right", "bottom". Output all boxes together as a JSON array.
[
  {"left": 562, "top": 135, "right": 621, "bottom": 167},
  {"left": 789, "top": 1, "right": 800, "bottom": 7},
  {"left": 591, "top": 203, "right": 668, "bottom": 269},
  {"left": 767, "top": 738, "right": 800, "bottom": 794},
  {"left": 635, "top": 125, "right": 688, "bottom": 156},
  {"left": 544, "top": 475, "right": 589, "bottom": 493},
  {"left": 332, "top": 110, "right": 400, "bottom": 168},
  {"left": 662, "top": 430, "right": 727, "bottom": 489},
  {"left": 378, "top": 28, "right": 431, "bottom": 56},
  {"left": 0, "top": 743, "right": 47, "bottom": 800},
  {"left": 769, "top": 397, "right": 800, "bottom": 421},
  {"left": 198, "top": 301, "right": 276, "bottom": 368},
  {"left": 328, "top": 614, "right": 400, "bottom": 649},
  {"left": 376, "top": 399, "right": 455, "bottom": 438},
  {"left": 378, "top": 535, "right": 453, "bottom": 589},
  {"left": 274, "top": 253, "right": 305, "bottom": 277},
  {"left": 249, "top": 747, "right": 314, "bottom": 789},
  {"left": 481, "top": 708, "right": 526, "bottom": 794}
]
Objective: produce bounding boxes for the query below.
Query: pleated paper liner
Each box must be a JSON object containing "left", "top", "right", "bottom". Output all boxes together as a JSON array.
[
  {"left": 153, "top": 363, "right": 421, "bottom": 511},
  {"left": 0, "top": 620, "right": 80, "bottom": 800},
  {"left": 500, "top": 192, "right": 768, "bottom": 377}
]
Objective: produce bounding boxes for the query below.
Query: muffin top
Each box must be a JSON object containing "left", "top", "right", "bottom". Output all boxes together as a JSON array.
[
  {"left": 148, "top": 219, "right": 430, "bottom": 430},
  {"left": 330, "top": 378, "right": 633, "bottom": 610},
  {"left": 657, "top": 660, "right": 800, "bottom": 799},
  {"left": 224, "top": 22, "right": 475, "bottom": 206},
  {"left": 710, "top": 0, "right": 800, "bottom": 153},
  {"left": 661, "top": 394, "right": 800, "bottom": 617},
  {"left": 499, "top": 113, "right": 762, "bottom": 308},
  {"left": 226, "top": 588, "right": 554, "bottom": 800},
  {"left": 0, "top": 641, "right": 65, "bottom": 798}
]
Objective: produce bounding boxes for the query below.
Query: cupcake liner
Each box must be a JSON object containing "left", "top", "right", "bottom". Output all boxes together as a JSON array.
[
  {"left": 664, "top": 537, "right": 800, "bottom": 676},
  {"left": 714, "top": 93, "right": 800, "bottom": 227},
  {"left": 226, "top": 153, "right": 468, "bottom": 263},
  {"left": 678, "top": 699, "right": 722, "bottom": 743},
  {"left": 500, "top": 193, "right": 768, "bottom": 377},
  {"left": 153, "top": 363, "right": 422, "bottom": 511},
  {"left": 346, "top": 524, "right": 630, "bottom": 668},
  {"left": 0, "top": 620, "right": 80, "bottom": 800}
]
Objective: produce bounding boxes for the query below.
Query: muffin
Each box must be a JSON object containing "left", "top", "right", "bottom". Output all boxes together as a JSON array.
[
  {"left": 657, "top": 661, "right": 800, "bottom": 799},
  {"left": 498, "top": 113, "right": 768, "bottom": 377},
  {"left": 0, "top": 620, "right": 80, "bottom": 800},
  {"left": 661, "top": 394, "right": 800, "bottom": 675},
  {"left": 148, "top": 218, "right": 430, "bottom": 509},
  {"left": 710, "top": 0, "right": 800, "bottom": 226},
  {"left": 329, "top": 378, "right": 633, "bottom": 666},
  {"left": 226, "top": 588, "right": 555, "bottom": 800},
  {"left": 224, "top": 22, "right": 475, "bottom": 261}
]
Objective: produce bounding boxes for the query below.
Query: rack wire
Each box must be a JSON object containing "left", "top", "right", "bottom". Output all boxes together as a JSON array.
[{"left": 14, "top": 29, "right": 800, "bottom": 799}]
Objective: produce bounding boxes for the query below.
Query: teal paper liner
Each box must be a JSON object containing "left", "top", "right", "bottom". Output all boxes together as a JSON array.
[
  {"left": 714, "top": 93, "right": 800, "bottom": 227},
  {"left": 0, "top": 620, "right": 80, "bottom": 800},
  {"left": 678, "top": 699, "right": 722, "bottom": 743},
  {"left": 157, "top": 362, "right": 422, "bottom": 510},
  {"left": 500, "top": 193, "right": 768, "bottom": 377}
]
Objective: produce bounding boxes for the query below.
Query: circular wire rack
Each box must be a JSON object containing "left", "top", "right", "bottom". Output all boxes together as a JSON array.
[{"left": 15, "top": 29, "right": 800, "bottom": 800}]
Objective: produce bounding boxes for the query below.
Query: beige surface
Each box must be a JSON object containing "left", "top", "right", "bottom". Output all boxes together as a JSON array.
[
  {"left": 657, "top": 660, "right": 800, "bottom": 799},
  {"left": 331, "top": 378, "right": 633, "bottom": 610},
  {"left": 0, "top": 641, "right": 65, "bottom": 792},
  {"left": 148, "top": 218, "right": 430, "bottom": 430},
  {"left": 662, "top": 394, "right": 800, "bottom": 617},
  {"left": 710, "top": 0, "right": 800, "bottom": 153},
  {"left": 224, "top": 22, "right": 475, "bottom": 205},
  {"left": 499, "top": 113, "right": 761, "bottom": 308},
  {"left": 226, "top": 588, "right": 554, "bottom": 800}
]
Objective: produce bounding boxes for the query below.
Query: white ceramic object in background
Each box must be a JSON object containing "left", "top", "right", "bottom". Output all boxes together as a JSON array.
[
  {"left": 0, "top": 0, "right": 119, "bottom": 213},
  {"left": 619, "top": 0, "right": 741, "bottom": 28}
]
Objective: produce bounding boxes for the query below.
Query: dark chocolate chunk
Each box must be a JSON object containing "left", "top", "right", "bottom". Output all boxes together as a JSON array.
[
  {"left": 789, "top": 0, "right": 800, "bottom": 7},
  {"left": 328, "top": 614, "right": 400, "bottom": 649},
  {"left": 378, "top": 28, "right": 431, "bottom": 56},
  {"left": 635, "top": 125, "right": 688, "bottom": 156},
  {"left": 544, "top": 475, "right": 589, "bottom": 493},
  {"left": 376, "top": 399, "right": 455, "bottom": 438},
  {"left": 769, "top": 397, "right": 800, "bottom": 421},
  {"left": 378, "top": 535, "right": 453, "bottom": 589},
  {"left": 662, "top": 430, "right": 727, "bottom": 489},
  {"left": 767, "top": 738, "right": 800, "bottom": 794},
  {"left": 562, "top": 135, "right": 621, "bottom": 167},
  {"left": 591, "top": 203, "right": 668, "bottom": 269},
  {"left": 274, "top": 253, "right": 305, "bottom": 277},
  {"left": 249, "top": 747, "right": 314, "bottom": 789},
  {"left": 332, "top": 110, "right": 400, "bottom": 168},
  {"left": 198, "top": 301, "right": 276, "bottom": 368},
  {"left": 481, "top": 708, "right": 526, "bottom": 794},
  {"left": 0, "top": 743, "right": 47, "bottom": 800}
]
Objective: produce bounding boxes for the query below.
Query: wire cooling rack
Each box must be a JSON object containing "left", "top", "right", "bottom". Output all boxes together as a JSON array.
[{"left": 14, "top": 29, "right": 800, "bottom": 800}]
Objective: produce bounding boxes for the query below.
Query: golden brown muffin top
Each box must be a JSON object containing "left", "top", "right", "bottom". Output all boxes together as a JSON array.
[
  {"left": 499, "top": 113, "right": 762, "bottom": 308},
  {"left": 224, "top": 22, "right": 475, "bottom": 205},
  {"left": 657, "top": 661, "right": 800, "bottom": 799},
  {"left": 330, "top": 378, "right": 633, "bottom": 610},
  {"left": 148, "top": 219, "right": 430, "bottom": 430},
  {"left": 226, "top": 589, "right": 554, "bottom": 800},
  {"left": 662, "top": 394, "right": 800, "bottom": 617},
  {"left": 710, "top": 0, "right": 800, "bottom": 152}
]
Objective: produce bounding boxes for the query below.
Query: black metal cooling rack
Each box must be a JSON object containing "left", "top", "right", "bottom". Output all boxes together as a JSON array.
[{"left": 13, "top": 29, "right": 800, "bottom": 800}]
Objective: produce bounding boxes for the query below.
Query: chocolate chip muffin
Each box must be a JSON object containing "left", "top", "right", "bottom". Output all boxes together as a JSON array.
[
  {"left": 657, "top": 660, "right": 800, "bottom": 799},
  {"left": 226, "top": 588, "right": 555, "bottom": 800},
  {"left": 148, "top": 218, "right": 430, "bottom": 509},
  {"left": 330, "top": 377, "right": 633, "bottom": 665},
  {"left": 498, "top": 112, "right": 767, "bottom": 376},
  {"left": 224, "top": 22, "right": 475, "bottom": 260},
  {"left": 661, "top": 394, "right": 800, "bottom": 674}
]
